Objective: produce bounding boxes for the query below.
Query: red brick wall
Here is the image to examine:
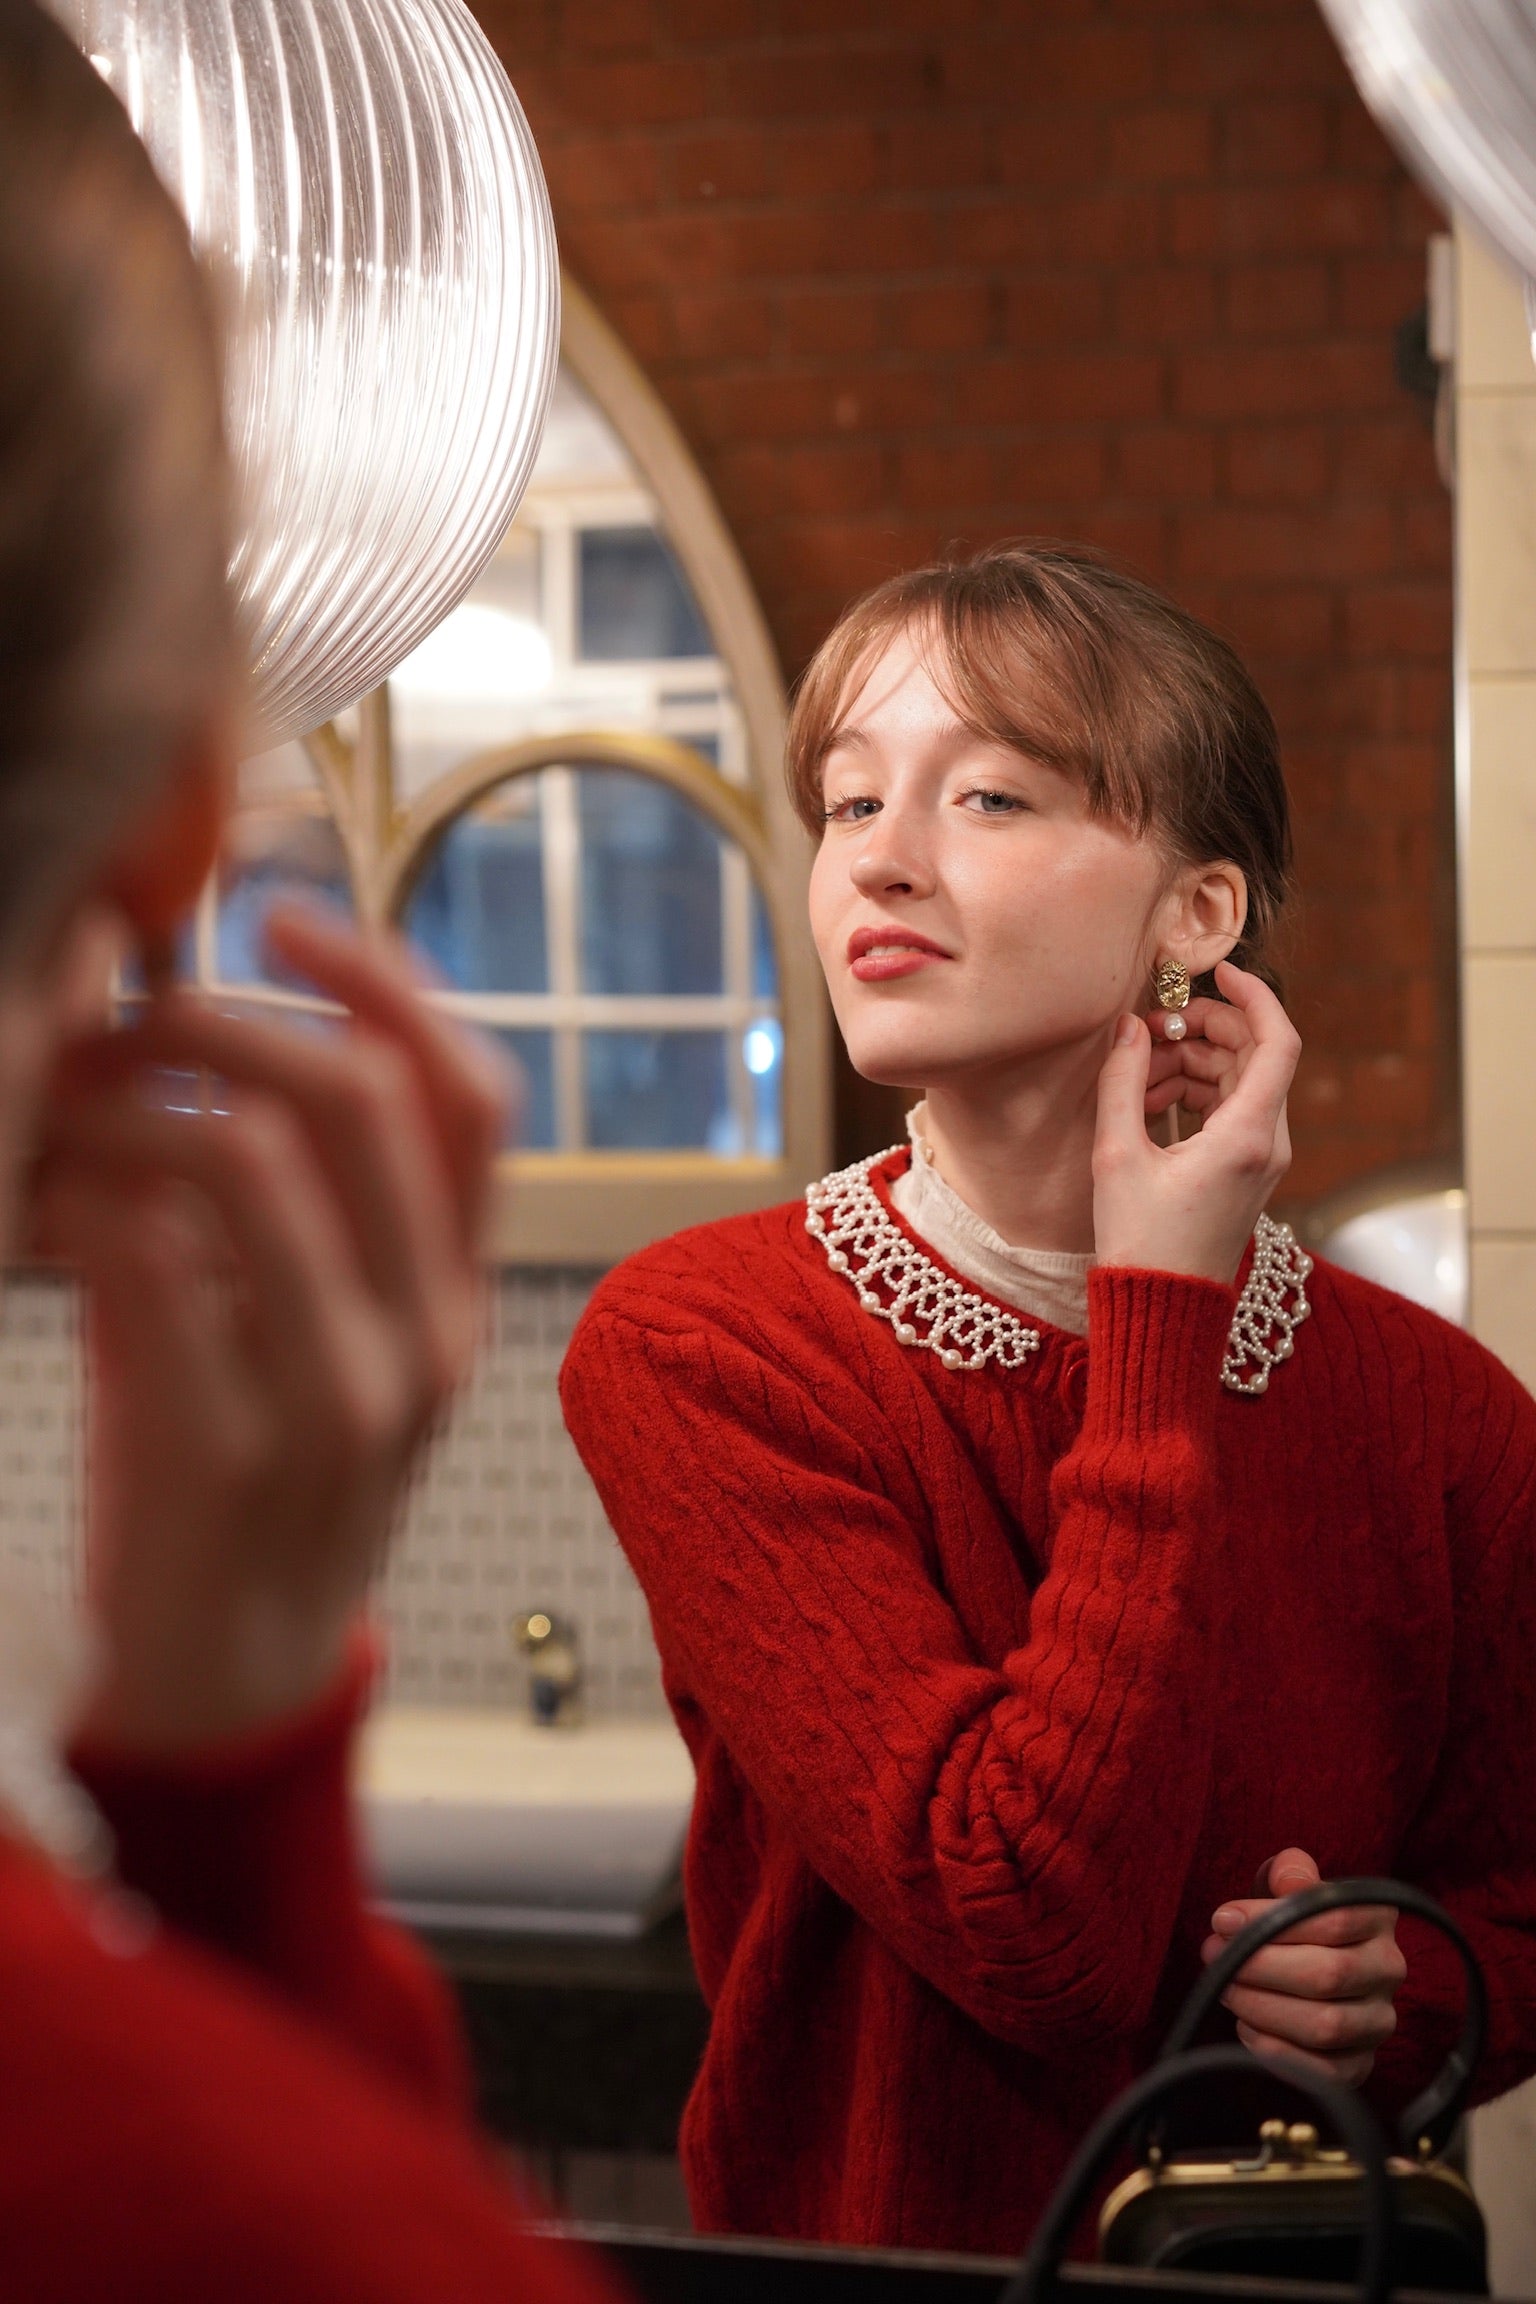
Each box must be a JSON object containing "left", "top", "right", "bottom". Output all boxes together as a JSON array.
[{"left": 472, "top": 0, "right": 1454, "bottom": 1209}]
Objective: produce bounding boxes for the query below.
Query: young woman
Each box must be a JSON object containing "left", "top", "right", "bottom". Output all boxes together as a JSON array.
[
  {"left": 561, "top": 545, "right": 1536, "bottom": 2255},
  {"left": 0, "top": 5, "right": 616, "bottom": 2297}
]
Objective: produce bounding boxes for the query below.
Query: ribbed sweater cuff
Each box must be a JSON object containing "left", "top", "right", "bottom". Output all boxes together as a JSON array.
[
  {"left": 1085, "top": 1267, "right": 1236, "bottom": 1442},
  {"left": 69, "top": 1621, "right": 378, "bottom": 1796}
]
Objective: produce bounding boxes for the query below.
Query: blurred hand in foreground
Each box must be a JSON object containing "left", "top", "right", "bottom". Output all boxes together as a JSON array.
[{"left": 34, "top": 903, "right": 510, "bottom": 1753}]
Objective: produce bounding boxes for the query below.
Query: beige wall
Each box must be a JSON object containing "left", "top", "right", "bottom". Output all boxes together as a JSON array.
[
  {"left": 1459, "top": 226, "right": 1536, "bottom": 1390},
  {"left": 1457, "top": 220, "right": 1536, "bottom": 2296}
]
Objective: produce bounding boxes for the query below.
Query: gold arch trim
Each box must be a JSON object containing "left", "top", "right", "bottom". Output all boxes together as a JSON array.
[{"left": 378, "top": 730, "right": 768, "bottom": 920}]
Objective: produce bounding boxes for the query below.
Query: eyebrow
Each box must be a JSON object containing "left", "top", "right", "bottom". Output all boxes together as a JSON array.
[{"left": 822, "top": 716, "right": 981, "bottom": 757}]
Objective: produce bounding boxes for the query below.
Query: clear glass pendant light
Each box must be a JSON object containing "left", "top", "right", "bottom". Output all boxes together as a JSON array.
[
  {"left": 1319, "top": 0, "right": 1536, "bottom": 287},
  {"left": 49, "top": 0, "right": 559, "bottom": 749}
]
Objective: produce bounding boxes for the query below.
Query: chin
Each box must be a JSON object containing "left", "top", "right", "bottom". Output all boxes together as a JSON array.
[{"left": 836, "top": 1018, "right": 959, "bottom": 1091}]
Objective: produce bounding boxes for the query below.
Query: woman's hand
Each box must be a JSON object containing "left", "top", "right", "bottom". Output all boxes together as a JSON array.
[
  {"left": 33, "top": 903, "right": 510, "bottom": 1754},
  {"left": 1092, "top": 960, "right": 1300, "bottom": 1284},
  {"left": 1144, "top": 989, "right": 1263, "bottom": 1124},
  {"left": 1202, "top": 1848, "right": 1406, "bottom": 2087}
]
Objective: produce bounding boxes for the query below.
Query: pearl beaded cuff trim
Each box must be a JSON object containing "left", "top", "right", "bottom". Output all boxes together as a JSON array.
[
  {"left": 1220, "top": 1211, "right": 1313, "bottom": 1396},
  {"left": 806, "top": 1153, "right": 1311, "bottom": 1396}
]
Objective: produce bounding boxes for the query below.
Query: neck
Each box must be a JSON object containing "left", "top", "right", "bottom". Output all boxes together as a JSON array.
[{"left": 915, "top": 1038, "right": 1106, "bottom": 1255}]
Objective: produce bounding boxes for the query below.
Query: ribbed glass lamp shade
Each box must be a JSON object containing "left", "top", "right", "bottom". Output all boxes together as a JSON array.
[
  {"left": 51, "top": 0, "right": 559, "bottom": 749},
  {"left": 1318, "top": 0, "right": 1536, "bottom": 284}
]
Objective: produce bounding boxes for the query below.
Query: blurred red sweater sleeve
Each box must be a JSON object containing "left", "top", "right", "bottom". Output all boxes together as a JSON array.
[{"left": 69, "top": 1629, "right": 469, "bottom": 2117}]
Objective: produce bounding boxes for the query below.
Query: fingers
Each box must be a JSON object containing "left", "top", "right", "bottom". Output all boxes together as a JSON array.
[
  {"left": 1143, "top": 999, "right": 1254, "bottom": 1121},
  {"left": 38, "top": 909, "right": 507, "bottom": 1757},
  {"left": 1148, "top": 997, "right": 1254, "bottom": 1053},
  {"left": 78, "top": 998, "right": 479, "bottom": 1399},
  {"left": 1234, "top": 2024, "right": 1378, "bottom": 2090},
  {"left": 1212, "top": 1842, "right": 1394, "bottom": 1949},
  {"left": 263, "top": 904, "right": 510, "bottom": 1252},
  {"left": 1211, "top": 1898, "right": 1394, "bottom": 1953},
  {"left": 42, "top": 1086, "right": 395, "bottom": 1445},
  {"left": 1208, "top": 962, "right": 1302, "bottom": 1128},
  {"left": 1260, "top": 1847, "right": 1323, "bottom": 1898},
  {"left": 1202, "top": 1926, "right": 1406, "bottom": 2000},
  {"left": 1094, "top": 1013, "right": 1153, "bottom": 1158},
  {"left": 1144, "top": 1040, "right": 1235, "bottom": 1117},
  {"left": 35, "top": 1168, "right": 232, "bottom": 1424},
  {"left": 1223, "top": 1976, "right": 1398, "bottom": 2058},
  {"left": 1147, "top": 1039, "right": 1236, "bottom": 1088},
  {"left": 1197, "top": 1847, "right": 1404, "bottom": 2093},
  {"left": 1211, "top": 1902, "right": 1392, "bottom": 1951},
  {"left": 1144, "top": 1075, "right": 1220, "bottom": 1119}
]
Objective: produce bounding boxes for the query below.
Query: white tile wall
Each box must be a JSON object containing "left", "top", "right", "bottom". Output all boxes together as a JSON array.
[
  {"left": 0, "top": 1270, "right": 666, "bottom": 1723},
  {"left": 380, "top": 1270, "right": 666, "bottom": 1719},
  {"left": 0, "top": 1278, "right": 79, "bottom": 1612}
]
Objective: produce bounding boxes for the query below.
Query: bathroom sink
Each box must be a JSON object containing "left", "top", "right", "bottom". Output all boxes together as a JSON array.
[{"left": 357, "top": 1708, "right": 695, "bottom": 1939}]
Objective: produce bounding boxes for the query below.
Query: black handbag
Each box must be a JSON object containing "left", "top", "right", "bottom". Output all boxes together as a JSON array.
[
  {"left": 1000, "top": 2042, "right": 1398, "bottom": 2304},
  {"left": 1096, "top": 1877, "right": 1488, "bottom": 2294}
]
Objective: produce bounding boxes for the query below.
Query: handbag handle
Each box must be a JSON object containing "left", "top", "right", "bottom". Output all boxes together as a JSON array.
[
  {"left": 1155, "top": 1876, "right": 1487, "bottom": 2159},
  {"left": 995, "top": 2043, "right": 1395, "bottom": 2304}
]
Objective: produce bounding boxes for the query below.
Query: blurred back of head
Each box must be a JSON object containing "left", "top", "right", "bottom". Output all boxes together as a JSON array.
[{"left": 0, "top": 0, "right": 232, "bottom": 963}]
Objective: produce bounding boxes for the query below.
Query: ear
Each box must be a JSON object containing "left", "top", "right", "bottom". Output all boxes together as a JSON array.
[
  {"left": 95, "top": 728, "right": 231, "bottom": 965},
  {"left": 1156, "top": 859, "right": 1248, "bottom": 978}
]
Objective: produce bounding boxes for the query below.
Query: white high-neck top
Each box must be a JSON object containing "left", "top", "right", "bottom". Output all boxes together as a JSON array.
[{"left": 888, "top": 1102, "right": 1094, "bottom": 1339}]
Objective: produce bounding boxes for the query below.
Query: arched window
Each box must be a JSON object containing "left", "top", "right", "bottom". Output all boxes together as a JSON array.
[
  {"left": 193, "top": 278, "right": 829, "bottom": 1263},
  {"left": 395, "top": 749, "right": 781, "bottom": 1160}
]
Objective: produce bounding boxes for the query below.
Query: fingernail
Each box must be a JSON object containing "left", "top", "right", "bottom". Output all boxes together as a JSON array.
[
  {"left": 1114, "top": 1014, "right": 1138, "bottom": 1048},
  {"left": 1213, "top": 1905, "right": 1245, "bottom": 1932}
]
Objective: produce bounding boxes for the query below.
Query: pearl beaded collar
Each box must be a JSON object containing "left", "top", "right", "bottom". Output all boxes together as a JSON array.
[{"left": 805, "top": 1151, "right": 1312, "bottom": 1396}]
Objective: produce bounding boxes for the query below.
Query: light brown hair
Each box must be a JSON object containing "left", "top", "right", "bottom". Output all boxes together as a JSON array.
[
  {"left": 0, "top": 0, "right": 232, "bottom": 955},
  {"left": 787, "top": 543, "right": 1293, "bottom": 988}
]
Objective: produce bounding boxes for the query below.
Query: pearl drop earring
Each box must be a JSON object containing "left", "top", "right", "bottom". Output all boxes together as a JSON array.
[{"left": 1154, "top": 957, "right": 1192, "bottom": 1041}]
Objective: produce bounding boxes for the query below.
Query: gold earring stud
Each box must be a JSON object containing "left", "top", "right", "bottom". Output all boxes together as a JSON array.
[{"left": 1153, "top": 957, "right": 1192, "bottom": 1041}]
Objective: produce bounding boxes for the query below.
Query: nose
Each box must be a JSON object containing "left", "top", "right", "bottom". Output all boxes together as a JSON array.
[{"left": 848, "top": 809, "right": 936, "bottom": 901}]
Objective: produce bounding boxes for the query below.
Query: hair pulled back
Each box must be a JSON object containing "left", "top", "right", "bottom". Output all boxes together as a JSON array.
[
  {"left": 0, "top": 0, "right": 231, "bottom": 955},
  {"left": 787, "top": 542, "right": 1293, "bottom": 991}
]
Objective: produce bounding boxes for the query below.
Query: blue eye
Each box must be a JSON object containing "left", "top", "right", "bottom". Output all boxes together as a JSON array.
[
  {"left": 823, "top": 795, "right": 881, "bottom": 823},
  {"left": 963, "top": 788, "right": 1020, "bottom": 814}
]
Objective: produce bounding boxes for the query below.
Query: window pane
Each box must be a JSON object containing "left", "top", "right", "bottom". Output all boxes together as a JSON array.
[
  {"left": 751, "top": 887, "right": 778, "bottom": 999},
  {"left": 578, "top": 769, "right": 722, "bottom": 996},
  {"left": 491, "top": 1028, "right": 555, "bottom": 1151},
  {"left": 742, "top": 1018, "right": 784, "bottom": 1157},
  {"left": 578, "top": 527, "right": 711, "bottom": 662},
  {"left": 215, "top": 809, "right": 352, "bottom": 987},
  {"left": 585, "top": 1031, "right": 728, "bottom": 1150},
  {"left": 390, "top": 529, "right": 548, "bottom": 801},
  {"left": 403, "top": 779, "right": 546, "bottom": 993}
]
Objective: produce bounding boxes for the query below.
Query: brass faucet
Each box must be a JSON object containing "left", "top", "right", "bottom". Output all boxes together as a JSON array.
[{"left": 513, "top": 1610, "right": 582, "bottom": 1726}]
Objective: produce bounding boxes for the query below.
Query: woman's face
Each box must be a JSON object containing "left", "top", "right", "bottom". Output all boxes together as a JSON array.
[{"left": 808, "top": 625, "right": 1172, "bottom": 1091}]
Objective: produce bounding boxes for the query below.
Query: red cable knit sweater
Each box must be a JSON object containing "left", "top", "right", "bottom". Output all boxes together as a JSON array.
[
  {"left": 560, "top": 1150, "right": 1536, "bottom": 2256},
  {"left": 0, "top": 1652, "right": 619, "bottom": 2304}
]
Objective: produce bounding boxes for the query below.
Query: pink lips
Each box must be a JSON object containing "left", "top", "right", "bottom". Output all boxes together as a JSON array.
[{"left": 846, "top": 926, "right": 952, "bottom": 982}]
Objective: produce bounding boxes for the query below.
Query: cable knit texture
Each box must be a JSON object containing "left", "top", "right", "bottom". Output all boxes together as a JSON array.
[
  {"left": 560, "top": 1152, "right": 1536, "bottom": 2255},
  {"left": 0, "top": 1646, "right": 621, "bottom": 2303}
]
